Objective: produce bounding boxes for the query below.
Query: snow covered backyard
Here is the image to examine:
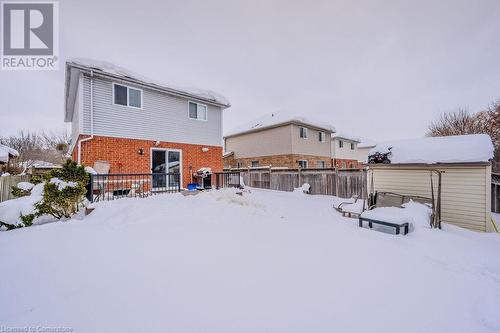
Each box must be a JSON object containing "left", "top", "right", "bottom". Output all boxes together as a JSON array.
[{"left": 1, "top": 188, "right": 500, "bottom": 332}]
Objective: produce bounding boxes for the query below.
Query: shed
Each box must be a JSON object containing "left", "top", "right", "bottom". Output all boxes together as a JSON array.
[{"left": 367, "top": 134, "right": 495, "bottom": 232}]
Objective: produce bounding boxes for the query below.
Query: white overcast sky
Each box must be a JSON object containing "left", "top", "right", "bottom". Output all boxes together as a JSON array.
[{"left": 0, "top": 0, "right": 499, "bottom": 142}]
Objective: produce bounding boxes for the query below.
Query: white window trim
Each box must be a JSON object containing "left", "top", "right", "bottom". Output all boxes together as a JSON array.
[
  {"left": 319, "top": 131, "right": 325, "bottom": 142},
  {"left": 251, "top": 160, "right": 259, "bottom": 167},
  {"left": 112, "top": 82, "right": 144, "bottom": 109},
  {"left": 317, "top": 160, "right": 326, "bottom": 168},
  {"left": 188, "top": 101, "right": 208, "bottom": 121},
  {"left": 339, "top": 140, "right": 344, "bottom": 148},
  {"left": 299, "top": 127, "right": 308, "bottom": 139},
  {"left": 298, "top": 160, "right": 308, "bottom": 168},
  {"left": 350, "top": 142, "right": 355, "bottom": 150}
]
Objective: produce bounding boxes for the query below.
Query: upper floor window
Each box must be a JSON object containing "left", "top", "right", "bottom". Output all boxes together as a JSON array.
[
  {"left": 339, "top": 140, "right": 344, "bottom": 148},
  {"left": 299, "top": 127, "right": 308, "bottom": 139},
  {"left": 251, "top": 161, "right": 259, "bottom": 168},
  {"left": 113, "top": 83, "right": 142, "bottom": 108},
  {"left": 350, "top": 143, "right": 355, "bottom": 150},
  {"left": 188, "top": 101, "right": 207, "bottom": 121},
  {"left": 298, "top": 160, "right": 308, "bottom": 169},
  {"left": 319, "top": 132, "right": 325, "bottom": 142},
  {"left": 317, "top": 160, "right": 326, "bottom": 168}
]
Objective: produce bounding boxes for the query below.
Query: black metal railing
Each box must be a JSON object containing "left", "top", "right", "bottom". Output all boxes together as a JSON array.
[
  {"left": 87, "top": 173, "right": 181, "bottom": 202},
  {"left": 214, "top": 172, "right": 241, "bottom": 189}
]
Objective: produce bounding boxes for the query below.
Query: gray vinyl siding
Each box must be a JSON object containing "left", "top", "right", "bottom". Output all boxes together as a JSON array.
[{"left": 81, "top": 74, "right": 223, "bottom": 146}]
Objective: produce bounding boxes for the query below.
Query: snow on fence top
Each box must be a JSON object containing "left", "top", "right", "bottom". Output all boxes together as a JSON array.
[
  {"left": 369, "top": 134, "right": 494, "bottom": 165},
  {"left": 0, "top": 144, "right": 19, "bottom": 163},
  {"left": 225, "top": 113, "right": 336, "bottom": 137},
  {"left": 67, "top": 58, "right": 230, "bottom": 107}
]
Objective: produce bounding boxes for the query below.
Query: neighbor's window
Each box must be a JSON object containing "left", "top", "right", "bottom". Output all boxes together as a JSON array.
[
  {"left": 317, "top": 160, "right": 326, "bottom": 168},
  {"left": 339, "top": 140, "right": 344, "bottom": 148},
  {"left": 319, "top": 132, "right": 325, "bottom": 142},
  {"left": 350, "top": 142, "right": 355, "bottom": 150},
  {"left": 113, "top": 83, "right": 142, "bottom": 108},
  {"left": 189, "top": 101, "right": 208, "bottom": 121},
  {"left": 251, "top": 161, "right": 259, "bottom": 168},
  {"left": 298, "top": 160, "right": 308, "bottom": 169},
  {"left": 299, "top": 127, "right": 308, "bottom": 139}
]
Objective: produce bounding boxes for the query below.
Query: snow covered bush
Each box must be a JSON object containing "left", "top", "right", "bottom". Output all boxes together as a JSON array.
[
  {"left": 0, "top": 183, "right": 45, "bottom": 230},
  {"left": 34, "top": 160, "right": 88, "bottom": 220},
  {"left": 11, "top": 181, "right": 35, "bottom": 198}
]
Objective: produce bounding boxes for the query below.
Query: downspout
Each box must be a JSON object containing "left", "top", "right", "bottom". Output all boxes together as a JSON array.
[{"left": 77, "top": 70, "right": 94, "bottom": 164}]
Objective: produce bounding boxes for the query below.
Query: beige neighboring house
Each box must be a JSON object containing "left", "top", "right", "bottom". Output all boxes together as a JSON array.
[
  {"left": 331, "top": 133, "right": 362, "bottom": 169},
  {"left": 224, "top": 114, "right": 335, "bottom": 169}
]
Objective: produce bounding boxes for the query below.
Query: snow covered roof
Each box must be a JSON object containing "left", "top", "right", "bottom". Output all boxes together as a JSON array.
[
  {"left": 0, "top": 144, "right": 19, "bottom": 163},
  {"left": 369, "top": 134, "right": 494, "bottom": 165},
  {"left": 358, "top": 138, "right": 377, "bottom": 148},
  {"left": 225, "top": 113, "right": 336, "bottom": 138},
  {"left": 331, "top": 132, "right": 360, "bottom": 143},
  {"left": 65, "top": 58, "right": 230, "bottom": 121}
]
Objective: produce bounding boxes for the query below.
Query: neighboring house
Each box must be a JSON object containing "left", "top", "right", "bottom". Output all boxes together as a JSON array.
[
  {"left": 367, "top": 134, "right": 495, "bottom": 232},
  {"left": 0, "top": 144, "right": 19, "bottom": 167},
  {"left": 64, "top": 58, "right": 230, "bottom": 188},
  {"left": 224, "top": 114, "right": 335, "bottom": 169},
  {"left": 331, "top": 133, "right": 362, "bottom": 169}
]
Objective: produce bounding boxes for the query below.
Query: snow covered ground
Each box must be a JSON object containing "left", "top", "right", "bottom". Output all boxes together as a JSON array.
[{"left": 1, "top": 188, "right": 500, "bottom": 333}]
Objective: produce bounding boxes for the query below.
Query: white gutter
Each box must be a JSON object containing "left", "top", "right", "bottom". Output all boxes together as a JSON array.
[{"left": 77, "top": 70, "right": 94, "bottom": 164}]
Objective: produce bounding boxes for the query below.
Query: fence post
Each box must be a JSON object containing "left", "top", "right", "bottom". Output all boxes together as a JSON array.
[
  {"left": 88, "top": 174, "right": 94, "bottom": 203},
  {"left": 334, "top": 167, "right": 339, "bottom": 197},
  {"left": 298, "top": 167, "right": 302, "bottom": 186}
]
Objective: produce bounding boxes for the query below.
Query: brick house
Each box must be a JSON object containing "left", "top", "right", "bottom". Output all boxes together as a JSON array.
[
  {"left": 64, "top": 59, "right": 230, "bottom": 188},
  {"left": 223, "top": 114, "right": 335, "bottom": 169}
]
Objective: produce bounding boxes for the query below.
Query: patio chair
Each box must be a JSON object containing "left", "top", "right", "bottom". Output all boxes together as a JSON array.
[
  {"left": 333, "top": 195, "right": 358, "bottom": 213},
  {"left": 91, "top": 160, "right": 110, "bottom": 202}
]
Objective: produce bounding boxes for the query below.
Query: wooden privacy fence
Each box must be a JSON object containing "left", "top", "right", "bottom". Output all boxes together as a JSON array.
[
  {"left": 233, "top": 168, "right": 368, "bottom": 198},
  {"left": 0, "top": 174, "right": 31, "bottom": 203}
]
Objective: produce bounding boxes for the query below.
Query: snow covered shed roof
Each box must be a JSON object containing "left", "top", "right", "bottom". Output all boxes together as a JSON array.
[
  {"left": 369, "top": 134, "right": 494, "bottom": 165},
  {"left": 65, "top": 58, "right": 230, "bottom": 122},
  {"left": 224, "top": 113, "right": 336, "bottom": 138},
  {"left": 0, "top": 144, "right": 19, "bottom": 163}
]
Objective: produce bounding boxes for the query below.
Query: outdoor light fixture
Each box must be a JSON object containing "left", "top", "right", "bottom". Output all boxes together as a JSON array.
[
  {"left": 202, "top": 147, "right": 209, "bottom": 152},
  {"left": 138, "top": 148, "right": 144, "bottom": 155}
]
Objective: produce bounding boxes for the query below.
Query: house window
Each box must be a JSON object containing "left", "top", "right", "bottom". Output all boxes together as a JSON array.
[
  {"left": 113, "top": 83, "right": 142, "bottom": 108},
  {"left": 299, "top": 127, "right": 308, "bottom": 139},
  {"left": 319, "top": 132, "right": 325, "bottom": 142},
  {"left": 188, "top": 101, "right": 208, "bottom": 121},
  {"left": 339, "top": 140, "right": 344, "bottom": 148},
  {"left": 237, "top": 162, "right": 242, "bottom": 168},
  {"left": 317, "top": 160, "right": 326, "bottom": 168},
  {"left": 350, "top": 143, "right": 355, "bottom": 150},
  {"left": 298, "top": 160, "right": 308, "bottom": 169},
  {"left": 251, "top": 161, "right": 259, "bottom": 168}
]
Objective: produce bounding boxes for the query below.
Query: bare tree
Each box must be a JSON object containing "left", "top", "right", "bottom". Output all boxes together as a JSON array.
[
  {"left": 0, "top": 130, "right": 70, "bottom": 173},
  {"left": 427, "top": 102, "right": 500, "bottom": 172}
]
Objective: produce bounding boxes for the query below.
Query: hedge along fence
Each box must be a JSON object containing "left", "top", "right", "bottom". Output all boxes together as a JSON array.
[
  {"left": 230, "top": 167, "right": 368, "bottom": 198},
  {"left": 0, "top": 174, "right": 31, "bottom": 203}
]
